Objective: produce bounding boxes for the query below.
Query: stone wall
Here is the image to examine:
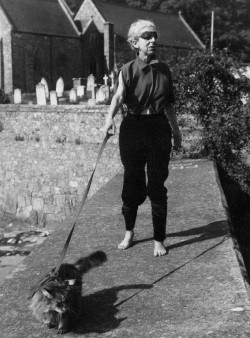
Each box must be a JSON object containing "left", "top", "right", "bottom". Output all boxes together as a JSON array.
[
  {"left": 0, "top": 104, "right": 122, "bottom": 226},
  {"left": 0, "top": 104, "right": 202, "bottom": 227}
]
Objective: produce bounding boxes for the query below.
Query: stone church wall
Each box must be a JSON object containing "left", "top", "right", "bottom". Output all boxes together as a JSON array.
[{"left": 12, "top": 33, "right": 83, "bottom": 93}]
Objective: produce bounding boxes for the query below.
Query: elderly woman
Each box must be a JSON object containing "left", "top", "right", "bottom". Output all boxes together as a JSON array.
[{"left": 102, "top": 19, "right": 181, "bottom": 256}]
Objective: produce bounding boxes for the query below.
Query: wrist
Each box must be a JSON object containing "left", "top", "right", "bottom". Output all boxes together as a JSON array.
[{"left": 105, "top": 115, "right": 113, "bottom": 122}]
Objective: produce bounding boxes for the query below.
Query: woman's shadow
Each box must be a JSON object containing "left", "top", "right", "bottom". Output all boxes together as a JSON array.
[
  {"left": 132, "top": 220, "right": 228, "bottom": 252},
  {"left": 74, "top": 284, "right": 152, "bottom": 334},
  {"left": 166, "top": 220, "right": 228, "bottom": 251}
]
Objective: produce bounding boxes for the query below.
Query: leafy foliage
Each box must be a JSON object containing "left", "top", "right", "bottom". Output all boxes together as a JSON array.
[
  {"left": 0, "top": 89, "right": 10, "bottom": 104},
  {"left": 165, "top": 49, "right": 250, "bottom": 193}
]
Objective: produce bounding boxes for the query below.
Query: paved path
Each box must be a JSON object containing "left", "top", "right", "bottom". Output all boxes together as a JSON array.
[{"left": 0, "top": 160, "right": 250, "bottom": 337}]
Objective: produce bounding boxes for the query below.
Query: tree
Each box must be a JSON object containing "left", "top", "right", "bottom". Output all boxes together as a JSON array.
[
  {"left": 159, "top": 0, "right": 250, "bottom": 62},
  {"left": 126, "top": 0, "right": 145, "bottom": 8},
  {"left": 165, "top": 49, "right": 250, "bottom": 191},
  {"left": 143, "top": 0, "right": 160, "bottom": 11}
]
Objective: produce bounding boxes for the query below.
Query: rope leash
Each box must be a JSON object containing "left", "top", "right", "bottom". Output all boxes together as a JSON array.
[{"left": 28, "top": 133, "right": 112, "bottom": 299}]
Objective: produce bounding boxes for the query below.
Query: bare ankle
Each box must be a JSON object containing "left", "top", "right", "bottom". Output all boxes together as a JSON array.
[
  {"left": 118, "top": 231, "right": 134, "bottom": 250},
  {"left": 154, "top": 240, "right": 167, "bottom": 257}
]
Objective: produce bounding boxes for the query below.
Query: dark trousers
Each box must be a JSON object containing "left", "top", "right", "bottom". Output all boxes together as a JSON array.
[{"left": 119, "top": 114, "right": 172, "bottom": 242}]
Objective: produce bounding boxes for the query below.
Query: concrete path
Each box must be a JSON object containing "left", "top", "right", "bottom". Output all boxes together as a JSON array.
[{"left": 0, "top": 160, "right": 250, "bottom": 338}]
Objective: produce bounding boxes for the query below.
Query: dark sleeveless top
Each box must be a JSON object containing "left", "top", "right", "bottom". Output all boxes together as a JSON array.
[{"left": 120, "top": 56, "right": 175, "bottom": 115}]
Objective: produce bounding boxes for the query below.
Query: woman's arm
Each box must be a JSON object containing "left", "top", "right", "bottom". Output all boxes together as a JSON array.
[
  {"left": 102, "top": 71, "right": 125, "bottom": 135},
  {"left": 165, "top": 103, "right": 182, "bottom": 150}
]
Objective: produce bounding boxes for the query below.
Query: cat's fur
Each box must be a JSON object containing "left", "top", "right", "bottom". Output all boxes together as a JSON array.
[{"left": 29, "top": 251, "right": 107, "bottom": 334}]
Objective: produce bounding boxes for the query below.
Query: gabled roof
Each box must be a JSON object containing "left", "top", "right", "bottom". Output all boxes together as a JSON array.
[
  {"left": 78, "top": 0, "right": 204, "bottom": 49},
  {"left": 0, "top": 0, "right": 79, "bottom": 37}
]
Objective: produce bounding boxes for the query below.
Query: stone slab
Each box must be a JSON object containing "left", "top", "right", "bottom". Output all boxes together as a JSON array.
[{"left": 0, "top": 160, "right": 249, "bottom": 337}]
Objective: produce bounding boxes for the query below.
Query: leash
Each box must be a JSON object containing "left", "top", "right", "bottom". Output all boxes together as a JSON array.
[{"left": 28, "top": 133, "right": 112, "bottom": 299}]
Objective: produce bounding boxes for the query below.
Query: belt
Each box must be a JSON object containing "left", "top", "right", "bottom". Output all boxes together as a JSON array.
[
  {"left": 125, "top": 107, "right": 163, "bottom": 116},
  {"left": 141, "top": 107, "right": 155, "bottom": 115}
]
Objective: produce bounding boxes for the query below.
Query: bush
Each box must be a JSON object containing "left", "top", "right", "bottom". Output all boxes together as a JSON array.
[
  {"left": 165, "top": 49, "right": 250, "bottom": 194},
  {"left": 0, "top": 89, "right": 10, "bottom": 104}
]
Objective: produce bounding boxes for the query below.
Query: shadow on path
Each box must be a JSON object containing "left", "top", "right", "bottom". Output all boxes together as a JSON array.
[
  {"left": 166, "top": 220, "right": 228, "bottom": 251},
  {"left": 111, "top": 221, "right": 229, "bottom": 311},
  {"left": 74, "top": 284, "right": 152, "bottom": 334},
  {"left": 127, "top": 221, "right": 228, "bottom": 252},
  {"left": 52, "top": 221, "right": 228, "bottom": 335}
]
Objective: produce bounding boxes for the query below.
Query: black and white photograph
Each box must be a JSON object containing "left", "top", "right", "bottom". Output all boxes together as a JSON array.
[{"left": 0, "top": 0, "right": 249, "bottom": 337}]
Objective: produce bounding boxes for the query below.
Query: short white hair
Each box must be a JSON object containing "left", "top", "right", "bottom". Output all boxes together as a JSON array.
[{"left": 127, "top": 19, "right": 156, "bottom": 51}]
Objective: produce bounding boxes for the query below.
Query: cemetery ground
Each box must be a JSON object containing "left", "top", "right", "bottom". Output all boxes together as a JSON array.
[{"left": 0, "top": 159, "right": 250, "bottom": 337}]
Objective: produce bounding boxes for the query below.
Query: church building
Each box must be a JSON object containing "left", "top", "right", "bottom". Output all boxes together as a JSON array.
[
  {"left": 0, "top": 0, "right": 204, "bottom": 94},
  {"left": 75, "top": 0, "right": 204, "bottom": 77}
]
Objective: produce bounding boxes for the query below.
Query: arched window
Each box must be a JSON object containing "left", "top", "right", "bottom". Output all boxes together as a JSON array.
[
  {"left": 90, "top": 33, "right": 98, "bottom": 45},
  {"left": 90, "top": 58, "right": 97, "bottom": 76},
  {"left": 34, "top": 50, "right": 42, "bottom": 84}
]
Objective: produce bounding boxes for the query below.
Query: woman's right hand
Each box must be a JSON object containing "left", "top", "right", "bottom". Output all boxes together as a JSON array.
[{"left": 101, "top": 116, "right": 116, "bottom": 136}]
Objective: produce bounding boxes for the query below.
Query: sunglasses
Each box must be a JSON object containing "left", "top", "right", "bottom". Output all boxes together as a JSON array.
[{"left": 139, "top": 31, "right": 158, "bottom": 40}]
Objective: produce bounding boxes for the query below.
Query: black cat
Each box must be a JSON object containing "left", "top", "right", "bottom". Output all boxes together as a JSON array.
[{"left": 29, "top": 251, "right": 107, "bottom": 334}]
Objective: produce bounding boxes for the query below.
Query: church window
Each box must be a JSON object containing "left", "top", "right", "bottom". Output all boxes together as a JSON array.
[
  {"left": 90, "top": 33, "right": 98, "bottom": 45},
  {"left": 90, "top": 58, "right": 97, "bottom": 76}
]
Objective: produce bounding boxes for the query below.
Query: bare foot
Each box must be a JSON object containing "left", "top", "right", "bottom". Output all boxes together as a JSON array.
[
  {"left": 118, "top": 231, "right": 134, "bottom": 250},
  {"left": 154, "top": 241, "right": 167, "bottom": 257}
]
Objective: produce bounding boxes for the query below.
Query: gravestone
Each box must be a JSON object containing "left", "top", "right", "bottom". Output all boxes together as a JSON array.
[
  {"left": 77, "top": 85, "right": 85, "bottom": 99},
  {"left": 56, "top": 77, "right": 64, "bottom": 98},
  {"left": 50, "top": 91, "right": 58, "bottom": 106},
  {"left": 103, "top": 74, "right": 109, "bottom": 86},
  {"left": 36, "top": 83, "right": 46, "bottom": 105},
  {"left": 87, "top": 78, "right": 97, "bottom": 107},
  {"left": 72, "top": 78, "right": 83, "bottom": 90},
  {"left": 69, "top": 88, "right": 77, "bottom": 103},
  {"left": 109, "top": 71, "right": 115, "bottom": 91},
  {"left": 87, "top": 74, "right": 95, "bottom": 91},
  {"left": 40, "top": 78, "right": 49, "bottom": 99},
  {"left": 96, "top": 85, "right": 110, "bottom": 103},
  {"left": 14, "top": 88, "right": 22, "bottom": 104},
  {"left": 91, "top": 84, "right": 97, "bottom": 99},
  {"left": 86, "top": 74, "right": 95, "bottom": 98}
]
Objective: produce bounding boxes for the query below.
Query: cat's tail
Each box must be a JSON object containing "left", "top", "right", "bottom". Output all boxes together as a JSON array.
[{"left": 75, "top": 251, "right": 107, "bottom": 274}]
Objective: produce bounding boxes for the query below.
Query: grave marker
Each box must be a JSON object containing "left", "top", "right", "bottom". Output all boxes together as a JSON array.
[
  {"left": 56, "top": 77, "right": 64, "bottom": 98},
  {"left": 72, "top": 78, "right": 83, "bottom": 90},
  {"left": 96, "top": 85, "right": 110, "bottom": 103},
  {"left": 69, "top": 88, "right": 77, "bottom": 103},
  {"left": 50, "top": 91, "right": 58, "bottom": 106},
  {"left": 77, "top": 85, "right": 85, "bottom": 99},
  {"left": 103, "top": 74, "right": 109, "bottom": 86},
  {"left": 14, "top": 88, "right": 22, "bottom": 104},
  {"left": 109, "top": 71, "right": 115, "bottom": 91},
  {"left": 41, "top": 78, "right": 49, "bottom": 99},
  {"left": 91, "top": 84, "right": 97, "bottom": 99},
  {"left": 36, "top": 83, "right": 46, "bottom": 105},
  {"left": 87, "top": 74, "right": 95, "bottom": 91}
]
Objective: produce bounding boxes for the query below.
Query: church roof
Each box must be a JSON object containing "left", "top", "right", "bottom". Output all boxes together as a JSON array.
[
  {"left": 90, "top": 1, "right": 204, "bottom": 49},
  {"left": 0, "top": 0, "right": 79, "bottom": 37}
]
